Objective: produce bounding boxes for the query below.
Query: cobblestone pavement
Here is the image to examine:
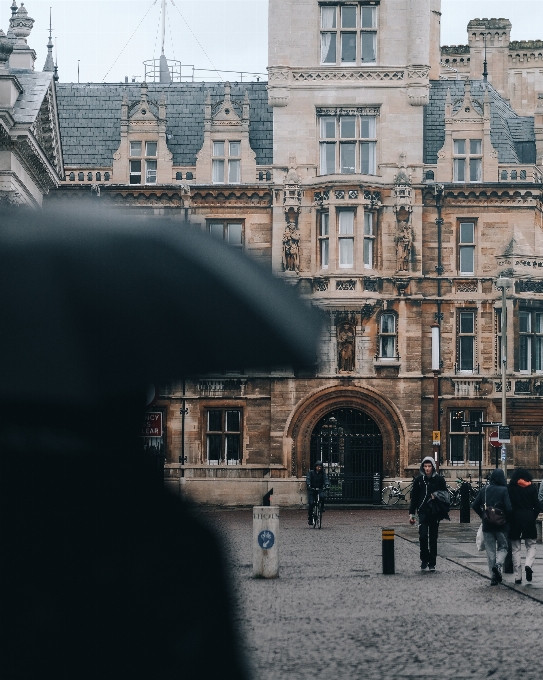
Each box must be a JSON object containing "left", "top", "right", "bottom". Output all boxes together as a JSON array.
[{"left": 203, "top": 507, "right": 543, "bottom": 680}]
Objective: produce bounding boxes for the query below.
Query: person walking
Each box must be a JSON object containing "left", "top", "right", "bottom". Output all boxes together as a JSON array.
[
  {"left": 508, "top": 468, "right": 542, "bottom": 584},
  {"left": 472, "top": 469, "right": 512, "bottom": 585},
  {"left": 408, "top": 456, "right": 447, "bottom": 572},
  {"left": 306, "top": 461, "right": 330, "bottom": 526},
  {"left": 539, "top": 477, "right": 543, "bottom": 504}
]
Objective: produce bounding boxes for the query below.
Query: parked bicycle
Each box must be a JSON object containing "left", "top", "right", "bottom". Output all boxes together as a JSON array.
[
  {"left": 310, "top": 488, "right": 325, "bottom": 529},
  {"left": 381, "top": 479, "right": 415, "bottom": 505},
  {"left": 447, "top": 474, "right": 489, "bottom": 507}
]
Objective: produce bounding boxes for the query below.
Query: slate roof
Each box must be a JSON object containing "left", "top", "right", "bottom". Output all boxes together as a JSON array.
[
  {"left": 423, "top": 80, "right": 536, "bottom": 165},
  {"left": 11, "top": 70, "right": 54, "bottom": 125},
  {"left": 56, "top": 82, "right": 273, "bottom": 167}
]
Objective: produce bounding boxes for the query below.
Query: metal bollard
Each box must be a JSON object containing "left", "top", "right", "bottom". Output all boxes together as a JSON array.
[
  {"left": 460, "top": 482, "right": 470, "bottom": 523},
  {"left": 382, "top": 527, "right": 395, "bottom": 574},
  {"left": 253, "top": 505, "right": 279, "bottom": 578}
]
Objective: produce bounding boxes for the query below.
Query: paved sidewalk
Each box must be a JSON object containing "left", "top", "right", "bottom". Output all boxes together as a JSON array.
[
  {"left": 395, "top": 512, "right": 543, "bottom": 603},
  {"left": 204, "top": 507, "right": 543, "bottom": 680}
]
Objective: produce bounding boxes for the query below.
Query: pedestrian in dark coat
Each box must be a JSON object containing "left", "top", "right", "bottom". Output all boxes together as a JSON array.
[
  {"left": 408, "top": 456, "right": 447, "bottom": 571},
  {"left": 508, "top": 468, "right": 542, "bottom": 583},
  {"left": 306, "top": 461, "right": 330, "bottom": 525},
  {"left": 472, "top": 468, "right": 512, "bottom": 585}
]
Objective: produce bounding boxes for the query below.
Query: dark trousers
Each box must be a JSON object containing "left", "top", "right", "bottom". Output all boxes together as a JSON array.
[
  {"left": 308, "top": 490, "right": 325, "bottom": 519},
  {"left": 418, "top": 514, "right": 440, "bottom": 566}
]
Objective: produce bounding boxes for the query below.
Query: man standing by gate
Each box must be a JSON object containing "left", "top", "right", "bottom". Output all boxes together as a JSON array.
[{"left": 306, "top": 461, "right": 330, "bottom": 525}]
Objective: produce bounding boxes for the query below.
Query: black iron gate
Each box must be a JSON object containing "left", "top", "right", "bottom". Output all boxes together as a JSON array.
[{"left": 310, "top": 408, "right": 382, "bottom": 503}]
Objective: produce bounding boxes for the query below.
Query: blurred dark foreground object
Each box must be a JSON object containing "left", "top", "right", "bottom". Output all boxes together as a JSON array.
[
  {"left": 0, "top": 206, "right": 321, "bottom": 404},
  {"left": 0, "top": 206, "right": 323, "bottom": 680}
]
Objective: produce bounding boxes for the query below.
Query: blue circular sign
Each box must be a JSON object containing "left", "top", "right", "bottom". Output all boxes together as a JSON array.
[{"left": 257, "top": 530, "right": 275, "bottom": 550}]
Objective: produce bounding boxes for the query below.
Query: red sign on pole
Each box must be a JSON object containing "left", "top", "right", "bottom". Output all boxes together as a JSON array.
[
  {"left": 140, "top": 412, "right": 163, "bottom": 437},
  {"left": 489, "top": 431, "right": 501, "bottom": 448}
]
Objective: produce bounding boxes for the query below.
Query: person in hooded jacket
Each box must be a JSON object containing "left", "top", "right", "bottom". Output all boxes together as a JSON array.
[
  {"left": 408, "top": 456, "right": 447, "bottom": 571},
  {"left": 472, "top": 469, "right": 512, "bottom": 585},
  {"left": 306, "top": 461, "right": 330, "bottom": 525},
  {"left": 508, "top": 468, "right": 542, "bottom": 584}
]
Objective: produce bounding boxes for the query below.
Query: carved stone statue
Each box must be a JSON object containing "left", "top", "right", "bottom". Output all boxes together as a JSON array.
[
  {"left": 396, "top": 219, "right": 412, "bottom": 272},
  {"left": 337, "top": 323, "right": 355, "bottom": 372},
  {"left": 282, "top": 222, "right": 300, "bottom": 272}
]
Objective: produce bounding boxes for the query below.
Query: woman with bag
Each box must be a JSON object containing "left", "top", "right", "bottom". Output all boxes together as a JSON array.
[
  {"left": 471, "top": 469, "right": 512, "bottom": 586},
  {"left": 508, "top": 468, "right": 542, "bottom": 584}
]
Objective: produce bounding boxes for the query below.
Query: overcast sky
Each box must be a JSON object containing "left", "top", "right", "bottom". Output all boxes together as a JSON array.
[{"left": 1, "top": 0, "right": 541, "bottom": 83}]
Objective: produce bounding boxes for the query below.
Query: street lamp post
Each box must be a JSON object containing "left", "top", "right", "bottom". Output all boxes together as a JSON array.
[
  {"left": 431, "top": 323, "right": 440, "bottom": 471},
  {"left": 496, "top": 277, "right": 513, "bottom": 478}
]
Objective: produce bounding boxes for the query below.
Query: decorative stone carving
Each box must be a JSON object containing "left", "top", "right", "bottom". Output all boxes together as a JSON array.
[
  {"left": 282, "top": 221, "right": 300, "bottom": 273},
  {"left": 395, "top": 219, "right": 413, "bottom": 272},
  {"left": 457, "top": 282, "right": 478, "bottom": 293},
  {"left": 9, "top": 2, "right": 34, "bottom": 44},
  {"left": 336, "top": 279, "right": 356, "bottom": 291},
  {"left": 348, "top": 190, "right": 358, "bottom": 199},
  {"left": 283, "top": 157, "right": 302, "bottom": 213},
  {"left": 316, "top": 106, "right": 381, "bottom": 117},
  {"left": 293, "top": 69, "right": 404, "bottom": 82},
  {"left": 337, "top": 323, "right": 355, "bottom": 373},
  {"left": 314, "top": 190, "right": 330, "bottom": 204},
  {"left": 335, "top": 190, "right": 345, "bottom": 200},
  {"left": 314, "top": 278, "right": 329, "bottom": 292}
]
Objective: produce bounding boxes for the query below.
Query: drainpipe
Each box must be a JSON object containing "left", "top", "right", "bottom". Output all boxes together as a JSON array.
[{"left": 433, "top": 184, "right": 445, "bottom": 467}]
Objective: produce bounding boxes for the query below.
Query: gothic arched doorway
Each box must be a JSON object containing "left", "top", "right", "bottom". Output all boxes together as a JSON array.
[{"left": 310, "top": 408, "right": 382, "bottom": 503}]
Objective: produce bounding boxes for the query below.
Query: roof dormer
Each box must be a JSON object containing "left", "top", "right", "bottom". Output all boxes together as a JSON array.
[
  {"left": 436, "top": 81, "right": 498, "bottom": 183},
  {"left": 196, "top": 83, "right": 256, "bottom": 185},
  {"left": 112, "top": 83, "right": 172, "bottom": 185}
]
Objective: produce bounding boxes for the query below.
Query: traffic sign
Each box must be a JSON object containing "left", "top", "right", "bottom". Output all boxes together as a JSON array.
[
  {"left": 498, "top": 425, "right": 511, "bottom": 443},
  {"left": 432, "top": 431, "right": 441, "bottom": 446},
  {"left": 489, "top": 431, "right": 501, "bottom": 448}
]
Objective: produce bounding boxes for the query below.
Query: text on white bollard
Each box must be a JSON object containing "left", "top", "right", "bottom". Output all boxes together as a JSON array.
[{"left": 252, "top": 505, "right": 279, "bottom": 578}]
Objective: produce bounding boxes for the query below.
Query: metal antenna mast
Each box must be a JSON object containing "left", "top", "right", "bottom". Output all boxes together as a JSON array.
[
  {"left": 158, "top": 0, "right": 171, "bottom": 83},
  {"left": 161, "top": 0, "right": 166, "bottom": 55}
]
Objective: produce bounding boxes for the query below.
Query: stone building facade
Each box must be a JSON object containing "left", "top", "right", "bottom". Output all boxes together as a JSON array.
[
  {"left": 44, "top": 0, "right": 542, "bottom": 505},
  {"left": 440, "top": 17, "right": 543, "bottom": 119},
  {"left": 0, "top": 3, "right": 63, "bottom": 207}
]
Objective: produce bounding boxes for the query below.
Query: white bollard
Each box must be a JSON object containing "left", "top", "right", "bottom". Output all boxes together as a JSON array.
[{"left": 252, "top": 505, "right": 279, "bottom": 578}]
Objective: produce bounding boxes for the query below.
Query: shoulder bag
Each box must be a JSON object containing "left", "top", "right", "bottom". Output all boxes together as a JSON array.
[{"left": 483, "top": 487, "right": 506, "bottom": 526}]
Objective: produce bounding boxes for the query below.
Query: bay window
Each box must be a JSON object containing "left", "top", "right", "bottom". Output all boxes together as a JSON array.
[
  {"left": 319, "top": 111, "right": 377, "bottom": 176},
  {"left": 338, "top": 210, "right": 354, "bottom": 268}
]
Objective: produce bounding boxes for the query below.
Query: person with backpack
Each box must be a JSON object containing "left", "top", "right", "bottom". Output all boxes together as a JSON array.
[
  {"left": 472, "top": 469, "right": 512, "bottom": 585},
  {"left": 508, "top": 468, "right": 542, "bottom": 584}
]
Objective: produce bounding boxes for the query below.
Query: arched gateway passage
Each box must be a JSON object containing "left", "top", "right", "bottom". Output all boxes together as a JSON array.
[{"left": 310, "top": 409, "right": 382, "bottom": 503}]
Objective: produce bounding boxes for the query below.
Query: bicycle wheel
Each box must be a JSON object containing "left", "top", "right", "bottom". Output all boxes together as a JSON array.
[
  {"left": 313, "top": 503, "right": 321, "bottom": 529},
  {"left": 382, "top": 486, "right": 400, "bottom": 505},
  {"left": 447, "top": 486, "right": 460, "bottom": 508}
]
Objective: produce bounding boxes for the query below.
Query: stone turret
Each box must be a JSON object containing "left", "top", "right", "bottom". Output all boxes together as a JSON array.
[{"left": 468, "top": 18, "right": 511, "bottom": 96}]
